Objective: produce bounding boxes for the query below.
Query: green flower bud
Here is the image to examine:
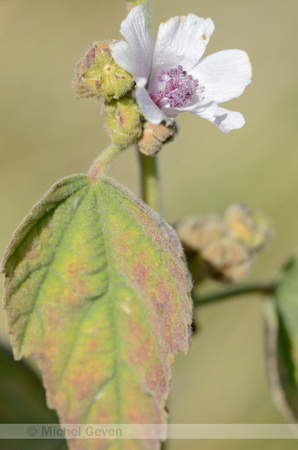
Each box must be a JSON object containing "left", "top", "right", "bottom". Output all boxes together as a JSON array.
[
  {"left": 73, "top": 41, "right": 134, "bottom": 100},
  {"left": 103, "top": 97, "right": 142, "bottom": 147}
]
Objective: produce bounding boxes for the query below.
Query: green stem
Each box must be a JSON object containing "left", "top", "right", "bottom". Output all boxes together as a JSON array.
[
  {"left": 193, "top": 282, "right": 275, "bottom": 307},
  {"left": 88, "top": 144, "right": 123, "bottom": 181},
  {"left": 138, "top": 152, "right": 162, "bottom": 213},
  {"left": 161, "top": 441, "right": 167, "bottom": 450}
]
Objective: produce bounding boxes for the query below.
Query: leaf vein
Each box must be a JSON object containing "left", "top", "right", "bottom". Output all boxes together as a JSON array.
[{"left": 16, "top": 187, "right": 90, "bottom": 353}]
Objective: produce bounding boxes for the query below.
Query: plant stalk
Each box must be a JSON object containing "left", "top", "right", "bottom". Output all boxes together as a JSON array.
[
  {"left": 138, "top": 152, "right": 162, "bottom": 213},
  {"left": 193, "top": 283, "right": 275, "bottom": 307},
  {"left": 88, "top": 145, "right": 123, "bottom": 181}
]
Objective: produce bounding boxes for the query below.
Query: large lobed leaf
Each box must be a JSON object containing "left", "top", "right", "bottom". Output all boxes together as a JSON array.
[
  {"left": 264, "top": 253, "right": 298, "bottom": 429},
  {"left": 1, "top": 174, "right": 192, "bottom": 449}
]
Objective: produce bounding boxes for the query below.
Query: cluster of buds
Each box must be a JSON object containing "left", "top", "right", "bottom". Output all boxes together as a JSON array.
[
  {"left": 176, "top": 204, "right": 273, "bottom": 283},
  {"left": 73, "top": 41, "right": 177, "bottom": 151}
]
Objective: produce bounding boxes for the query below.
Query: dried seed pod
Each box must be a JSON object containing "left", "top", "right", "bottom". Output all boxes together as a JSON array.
[
  {"left": 138, "top": 121, "right": 178, "bottom": 155},
  {"left": 176, "top": 215, "right": 227, "bottom": 254},
  {"left": 73, "top": 41, "right": 134, "bottom": 100},
  {"left": 103, "top": 97, "right": 142, "bottom": 147},
  {"left": 202, "top": 237, "right": 251, "bottom": 283},
  {"left": 225, "top": 203, "right": 273, "bottom": 253}
]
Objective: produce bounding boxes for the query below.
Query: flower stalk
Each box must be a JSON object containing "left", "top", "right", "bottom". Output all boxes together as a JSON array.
[{"left": 88, "top": 144, "right": 123, "bottom": 181}]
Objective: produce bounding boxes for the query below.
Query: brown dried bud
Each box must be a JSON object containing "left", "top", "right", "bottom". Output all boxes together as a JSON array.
[
  {"left": 73, "top": 41, "right": 134, "bottom": 101},
  {"left": 138, "top": 121, "right": 178, "bottom": 155},
  {"left": 176, "top": 204, "right": 273, "bottom": 284},
  {"left": 176, "top": 215, "right": 227, "bottom": 254},
  {"left": 202, "top": 237, "right": 251, "bottom": 283}
]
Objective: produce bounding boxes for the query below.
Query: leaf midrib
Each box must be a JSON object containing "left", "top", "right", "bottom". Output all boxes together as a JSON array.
[{"left": 94, "top": 184, "right": 123, "bottom": 429}]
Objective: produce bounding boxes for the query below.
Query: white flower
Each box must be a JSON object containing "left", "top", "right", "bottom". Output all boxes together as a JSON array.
[{"left": 111, "top": 5, "right": 252, "bottom": 133}]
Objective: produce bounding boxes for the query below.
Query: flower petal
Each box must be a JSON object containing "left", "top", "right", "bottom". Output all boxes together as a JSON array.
[
  {"left": 212, "top": 107, "right": 245, "bottom": 133},
  {"left": 135, "top": 87, "right": 170, "bottom": 125},
  {"left": 149, "top": 14, "right": 214, "bottom": 93},
  {"left": 165, "top": 99, "right": 245, "bottom": 133},
  {"left": 195, "top": 49, "right": 252, "bottom": 103},
  {"left": 111, "top": 5, "right": 153, "bottom": 81},
  {"left": 161, "top": 97, "right": 218, "bottom": 121}
]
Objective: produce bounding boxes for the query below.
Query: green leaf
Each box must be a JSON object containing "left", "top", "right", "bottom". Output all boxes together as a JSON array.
[
  {"left": 2, "top": 174, "right": 192, "bottom": 449},
  {"left": 264, "top": 253, "right": 298, "bottom": 428}
]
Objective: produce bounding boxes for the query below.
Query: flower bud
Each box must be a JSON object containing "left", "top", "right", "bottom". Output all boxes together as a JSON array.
[
  {"left": 225, "top": 204, "right": 273, "bottom": 253},
  {"left": 73, "top": 41, "right": 134, "bottom": 100},
  {"left": 103, "top": 97, "right": 142, "bottom": 147},
  {"left": 176, "top": 215, "right": 227, "bottom": 254},
  {"left": 138, "top": 121, "right": 178, "bottom": 155},
  {"left": 202, "top": 237, "right": 251, "bottom": 283}
]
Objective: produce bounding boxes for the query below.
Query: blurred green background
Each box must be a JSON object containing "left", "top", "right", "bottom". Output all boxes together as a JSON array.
[{"left": 0, "top": 0, "right": 298, "bottom": 448}]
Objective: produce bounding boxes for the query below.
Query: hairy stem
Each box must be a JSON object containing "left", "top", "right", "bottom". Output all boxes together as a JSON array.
[
  {"left": 88, "top": 145, "right": 123, "bottom": 181},
  {"left": 138, "top": 152, "right": 162, "bottom": 213},
  {"left": 193, "top": 282, "right": 275, "bottom": 307}
]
